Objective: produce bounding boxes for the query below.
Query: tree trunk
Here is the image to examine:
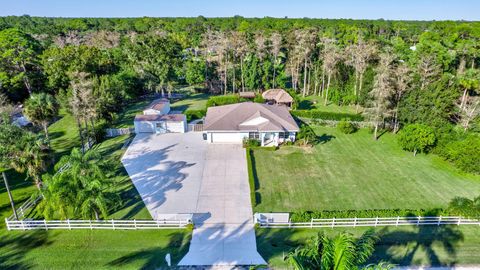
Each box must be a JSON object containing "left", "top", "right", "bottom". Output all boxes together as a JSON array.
[
  {"left": 303, "top": 57, "right": 308, "bottom": 97},
  {"left": 224, "top": 58, "right": 228, "bottom": 95},
  {"left": 94, "top": 209, "right": 99, "bottom": 220},
  {"left": 232, "top": 59, "right": 236, "bottom": 93},
  {"left": 460, "top": 88, "right": 468, "bottom": 109},
  {"left": 20, "top": 62, "right": 32, "bottom": 95},
  {"left": 354, "top": 70, "right": 359, "bottom": 98},
  {"left": 413, "top": 149, "right": 417, "bottom": 156},
  {"left": 273, "top": 55, "right": 277, "bottom": 88},
  {"left": 373, "top": 122, "right": 378, "bottom": 140},
  {"left": 320, "top": 66, "right": 326, "bottom": 96},
  {"left": 241, "top": 56, "right": 245, "bottom": 92},
  {"left": 76, "top": 118, "right": 85, "bottom": 153},
  {"left": 43, "top": 122, "right": 50, "bottom": 141},
  {"left": 2, "top": 171, "right": 18, "bottom": 220},
  {"left": 324, "top": 73, "right": 331, "bottom": 106}
]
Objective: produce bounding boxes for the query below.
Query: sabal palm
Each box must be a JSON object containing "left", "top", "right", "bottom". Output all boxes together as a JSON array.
[
  {"left": 287, "top": 230, "right": 378, "bottom": 270},
  {"left": 13, "top": 133, "right": 46, "bottom": 188},
  {"left": 23, "top": 93, "right": 59, "bottom": 141}
]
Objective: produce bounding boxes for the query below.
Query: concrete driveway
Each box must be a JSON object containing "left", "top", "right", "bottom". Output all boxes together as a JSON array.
[{"left": 121, "top": 132, "right": 207, "bottom": 217}]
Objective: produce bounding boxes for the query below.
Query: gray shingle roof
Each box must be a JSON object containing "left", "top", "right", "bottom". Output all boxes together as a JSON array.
[
  {"left": 204, "top": 102, "right": 299, "bottom": 132},
  {"left": 262, "top": 89, "right": 293, "bottom": 103}
]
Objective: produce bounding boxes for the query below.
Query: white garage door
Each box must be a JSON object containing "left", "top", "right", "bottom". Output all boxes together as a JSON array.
[
  {"left": 210, "top": 132, "right": 245, "bottom": 144},
  {"left": 134, "top": 121, "right": 155, "bottom": 133}
]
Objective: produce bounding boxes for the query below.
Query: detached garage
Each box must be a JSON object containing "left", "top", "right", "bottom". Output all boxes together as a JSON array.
[{"left": 134, "top": 114, "right": 186, "bottom": 134}]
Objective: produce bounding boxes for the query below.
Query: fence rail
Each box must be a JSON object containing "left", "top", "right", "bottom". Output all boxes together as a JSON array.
[
  {"left": 8, "top": 196, "right": 42, "bottom": 221},
  {"left": 255, "top": 215, "right": 480, "bottom": 229},
  {"left": 5, "top": 218, "right": 192, "bottom": 231}
]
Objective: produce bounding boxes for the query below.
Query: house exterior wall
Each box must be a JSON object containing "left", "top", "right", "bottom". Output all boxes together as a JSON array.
[
  {"left": 166, "top": 120, "right": 186, "bottom": 133},
  {"left": 134, "top": 118, "right": 186, "bottom": 134},
  {"left": 134, "top": 120, "right": 156, "bottom": 133},
  {"left": 206, "top": 132, "right": 248, "bottom": 144}
]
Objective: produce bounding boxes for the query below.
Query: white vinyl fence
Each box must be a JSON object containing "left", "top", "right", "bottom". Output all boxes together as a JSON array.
[
  {"left": 6, "top": 217, "right": 192, "bottom": 231},
  {"left": 8, "top": 196, "right": 42, "bottom": 221},
  {"left": 254, "top": 213, "right": 480, "bottom": 229},
  {"left": 105, "top": 128, "right": 135, "bottom": 137}
]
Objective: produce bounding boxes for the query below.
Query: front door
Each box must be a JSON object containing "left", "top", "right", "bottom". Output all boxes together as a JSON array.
[{"left": 155, "top": 122, "right": 167, "bottom": 134}]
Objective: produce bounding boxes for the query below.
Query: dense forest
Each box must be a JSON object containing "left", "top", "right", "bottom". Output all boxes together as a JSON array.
[{"left": 0, "top": 15, "right": 479, "bottom": 174}]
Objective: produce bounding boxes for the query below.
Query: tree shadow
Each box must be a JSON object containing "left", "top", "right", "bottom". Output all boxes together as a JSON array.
[
  {"left": 370, "top": 225, "right": 464, "bottom": 266},
  {"left": 297, "top": 100, "right": 314, "bottom": 110},
  {"left": 107, "top": 231, "right": 191, "bottom": 269},
  {"left": 317, "top": 133, "right": 336, "bottom": 145},
  {"left": 0, "top": 231, "right": 52, "bottom": 269}
]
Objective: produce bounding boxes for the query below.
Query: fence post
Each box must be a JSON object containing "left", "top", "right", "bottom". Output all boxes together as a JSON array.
[
  {"left": 5, "top": 218, "right": 10, "bottom": 231},
  {"left": 417, "top": 216, "right": 420, "bottom": 226},
  {"left": 89, "top": 220, "right": 93, "bottom": 230},
  {"left": 396, "top": 216, "right": 399, "bottom": 227},
  {"left": 67, "top": 219, "right": 71, "bottom": 230},
  {"left": 331, "top": 217, "right": 335, "bottom": 228},
  {"left": 22, "top": 220, "right": 25, "bottom": 231},
  {"left": 112, "top": 219, "right": 115, "bottom": 230},
  {"left": 374, "top": 217, "right": 378, "bottom": 227},
  {"left": 354, "top": 217, "right": 357, "bottom": 228},
  {"left": 44, "top": 219, "right": 48, "bottom": 230},
  {"left": 437, "top": 216, "right": 442, "bottom": 226},
  {"left": 310, "top": 218, "right": 313, "bottom": 228},
  {"left": 134, "top": 219, "right": 137, "bottom": 230},
  {"left": 457, "top": 217, "right": 461, "bottom": 226}
]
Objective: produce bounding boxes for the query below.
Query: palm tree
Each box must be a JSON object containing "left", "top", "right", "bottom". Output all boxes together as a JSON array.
[
  {"left": 286, "top": 230, "right": 378, "bottom": 270},
  {"left": 23, "top": 93, "right": 59, "bottom": 141},
  {"left": 448, "top": 196, "right": 480, "bottom": 218},
  {"left": 11, "top": 132, "right": 47, "bottom": 189}
]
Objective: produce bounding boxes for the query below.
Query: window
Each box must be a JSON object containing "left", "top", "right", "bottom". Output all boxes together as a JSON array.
[
  {"left": 249, "top": 132, "right": 260, "bottom": 140},
  {"left": 279, "top": 132, "right": 289, "bottom": 139}
]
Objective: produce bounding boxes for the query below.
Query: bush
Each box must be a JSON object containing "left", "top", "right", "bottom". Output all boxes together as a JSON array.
[
  {"left": 398, "top": 124, "right": 436, "bottom": 156},
  {"left": 243, "top": 138, "right": 261, "bottom": 148},
  {"left": 206, "top": 95, "right": 243, "bottom": 108},
  {"left": 184, "top": 109, "right": 206, "bottom": 122},
  {"left": 441, "top": 135, "right": 480, "bottom": 174},
  {"left": 290, "top": 208, "right": 447, "bottom": 222},
  {"left": 253, "top": 94, "right": 265, "bottom": 103},
  {"left": 296, "top": 122, "right": 317, "bottom": 146},
  {"left": 292, "top": 110, "right": 364, "bottom": 121},
  {"left": 337, "top": 118, "right": 357, "bottom": 134}
]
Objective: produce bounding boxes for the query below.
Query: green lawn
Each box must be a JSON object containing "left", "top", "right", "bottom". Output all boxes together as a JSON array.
[
  {"left": 110, "top": 93, "right": 210, "bottom": 128},
  {"left": 297, "top": 95, "right": 361, "bottom": 114},
  {"left": 257, "top": 225, "right": 480, "bottom": 268},
  {"left": 252, "top": 126, "right": 480, "bottom": 212}
]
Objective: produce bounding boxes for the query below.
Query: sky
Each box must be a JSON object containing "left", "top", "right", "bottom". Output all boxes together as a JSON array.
[{"left": 2, "top": 0, "right": 479, "bottom": 21}]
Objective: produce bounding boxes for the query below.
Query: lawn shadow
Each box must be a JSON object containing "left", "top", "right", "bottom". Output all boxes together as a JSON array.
[
  {"left": 255, "top": 228, "right": 311, "bottom": 265},
  {"left": 297, "top": 100, "right": 314, "bottom": 110},
  {"left": 317, "top": 133, "right": 336, "bottom": 145},
  {"left": 107, "top": 231, "right": 191, "bottom": 268},
  {"left": 0, "top": 230, "right": 52, "bottom": 269},
  {"left": 249, "top": 150, "right": 262, "bottom": 206},
  {"left": 370, "top": 225, "right": 464, "bottom": 266}
]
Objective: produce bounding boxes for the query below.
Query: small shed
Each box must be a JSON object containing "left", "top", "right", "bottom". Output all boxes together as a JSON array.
[
  {"left": 239, "top": 91, "right": 256, "bottom": 99},
  {"left": 262, "top": 89, "right": 294, "bottom": 109},
  {"left": 134, "top": 114, "right": 186, "bottom": 134}
]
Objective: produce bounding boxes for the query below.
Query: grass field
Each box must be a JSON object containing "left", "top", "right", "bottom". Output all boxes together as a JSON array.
[
  {"left": 257, "top": 225, "right": 480, "bottom": 268},
  {"left": 252, "top": 126, "right": 480, "bottom": 212},
  {"left": 297, "top": 95, "right": 361, "bottom": 114}
]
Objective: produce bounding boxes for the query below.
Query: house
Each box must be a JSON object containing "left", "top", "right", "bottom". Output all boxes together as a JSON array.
[
  {"left": 262, "top": 88, "right": 294, "bottom": 109},
  {"left": 133, "top": 98, "right": 186, "bottom": 134},
  {"left": 203, "top": 102, "right": 299, "bottom": 146}
]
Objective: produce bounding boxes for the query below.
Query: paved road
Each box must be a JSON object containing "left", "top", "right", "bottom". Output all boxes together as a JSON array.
[
  {"left": 179, "top": 144, "right": 265, "bottom": 266},
  {"left": 122, "top": 133, "right": 265, "bottom": 266}
]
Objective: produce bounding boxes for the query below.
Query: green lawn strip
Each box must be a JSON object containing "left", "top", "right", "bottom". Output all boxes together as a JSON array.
[
  {"left": 1, "top": 229, "right": 191, "bottom": 269},
  {"left": 256, "top": 226, "right": 480, "bottom": 268},
  {"left": 48, "top": 110, "right": 81, "bottom": 158},
  {"left": 170, "top": 93, "right": 210, "bottom": 112},
  {"left": 297, "top": 96, "right": 361, "bottom": 114},
  {"left": 252, "top": 126, "right": 480, "bottom": 212}
]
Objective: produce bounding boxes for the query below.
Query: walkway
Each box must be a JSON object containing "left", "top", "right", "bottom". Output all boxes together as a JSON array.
[{"left": 179, "top": 144, "right": 266, "bottom": 266}]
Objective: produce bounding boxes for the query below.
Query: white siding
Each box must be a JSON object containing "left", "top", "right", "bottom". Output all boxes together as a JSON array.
[
  {"left": 166, "top": 121, "right": 186, "bottom": 133},
  {"left": 134, "top": 121, "right": 155, "bottom": 133},
  {"left": 208, "top": 132, "right": 248, "bottom": 144}
]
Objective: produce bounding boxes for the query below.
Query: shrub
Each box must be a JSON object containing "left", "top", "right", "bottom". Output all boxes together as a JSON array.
[
  {"left": 292, "top": 110, "right": 364, "bottom": 121},
  {"left": 184, "top": 109, "right": 206, "bottom": 122},
  {"left": 206, "top": 95, "right": 243, "bottom": 108},
  {"left": 290, "top": 208, "right": 447, "bottom": 222},
  {"left": 398, "top": 124, "right": 436, "bottom": 156},
  {"left": 243, "top": 138, "right": 261, "bottom": 148},
  {"left": 337, "top": 118, "right": 357, "bottom": 134},
  {"left": 296, "top": 123, "right": 317, "bottom": 146},
  {"left": 441, "top": 135, "right": 480, "bottom": 174},
  {"left": 253, "top": 94, "right": 265, "bottom": 103}
]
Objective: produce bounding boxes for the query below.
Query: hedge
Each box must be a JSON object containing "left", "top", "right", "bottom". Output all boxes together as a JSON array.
[
  {"left": 246, "top": 149, "right": 257, "bottom": 207},
  {"left": 289, "top": 208, "right": 448, "bottom": 222},
  {"left": 291, "top": 110, "right": 364, "bottom": 121},
  {"left": 184, "top": 109, "right": 206, "bottom": 122},
  {"left": 206, "top": 95, "right": 245, "bottom": 108}
]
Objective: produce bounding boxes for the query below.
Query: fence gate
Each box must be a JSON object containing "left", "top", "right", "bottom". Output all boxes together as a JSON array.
[{"left": 188, "top": 124, "right": 203, "bottom": 132}]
